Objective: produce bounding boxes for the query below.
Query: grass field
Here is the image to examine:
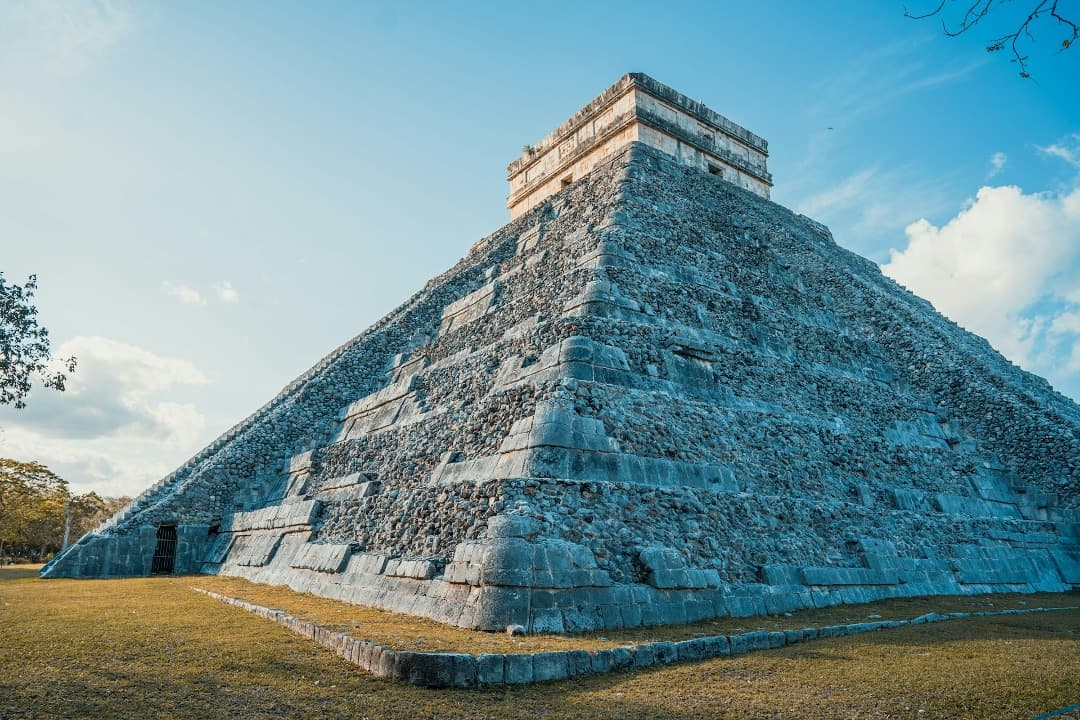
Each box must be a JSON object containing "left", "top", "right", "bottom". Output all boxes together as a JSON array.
[{"left": 2, "top": 565, "right": 1078, "bottom": 719}]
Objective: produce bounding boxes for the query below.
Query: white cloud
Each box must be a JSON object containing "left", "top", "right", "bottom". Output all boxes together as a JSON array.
[
  {"left": 883, "top": 184, "right": 1080, "bottom": 397},
  {"left": 1051, "top": 311, "right": 1080, "bottom": 335},
  {"left": 164, "top": 280, "right": 241, "bottom": 305},
  {"left": 988, "top": 152, "right": 1007, "bottom": 179},
  {"left": 162, "top": 281, "right": 206, "bottom": 305},
  {"left": 1038, "top": 133, "right": 1080, "bottom": 169},
  {"left": 0, "top": 336, "right": 210, "bottom": 496},
  {"left": 0, "top": 428, "right": 178, "bottom": 498},
  {"left": 6, "top": 335, "right": 208, "bottom": 441},
  {"left": 214, "top": 280, "right": 240, "bottom": 303}
]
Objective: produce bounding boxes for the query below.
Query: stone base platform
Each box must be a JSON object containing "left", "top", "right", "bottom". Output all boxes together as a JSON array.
[{"left": 195, "top": 588, "right": 1079, "bottom": 688}]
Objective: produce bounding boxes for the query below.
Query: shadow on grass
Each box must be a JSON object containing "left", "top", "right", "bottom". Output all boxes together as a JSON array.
[
  {"left": 4, "top": 569, "right": 1078, "bottom": 720},
  {"left": 0, "top": 564, "right": 42, "bottom": 581}
]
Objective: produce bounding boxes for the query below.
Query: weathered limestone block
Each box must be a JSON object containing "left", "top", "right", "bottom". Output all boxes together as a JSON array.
[
  {"left": 639, "top": 546, "right": 720, "bottom": 590},
  {"left": 801, "top": 567, "right": 900, "bottom": 587},
  {"left": 503, "top": 653, "right": 534, "bottom": 684},
  {"left": 397, "top": 652, "right": 476, "bottom": 688},
  {"left": 439, "top": 280, "right": 500, "bottom": 336},
  {"left": 385, "top": 558, "right": 441, "bottom": 580},
  {"left": 220, "top": 500, "right": 320, "bottom": 532},
  {"left": 291, "top": 543, "right": 352, "bottom": 573},
  {"left": 230, "top": 533, "right": 283, "bottom": 567},
  {"left": 487, "top": 514, "right": 541, "bottom": 539},
  {"left": 203, "top": 533, "right": 235, "bottom": 565},
  {"left": 1051, "top": 549, "right": 1080, "bottom": 584},
  {"left": 944, "top": 492, "right": 1022, "bottom": 519},
  {"left": 476, "top": 654, "right": 505, "bottom": 685}
]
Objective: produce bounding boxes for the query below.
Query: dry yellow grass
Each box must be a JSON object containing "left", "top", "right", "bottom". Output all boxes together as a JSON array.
[{"left": 2, "top": 565, "right": 1078, "bottom": 719}]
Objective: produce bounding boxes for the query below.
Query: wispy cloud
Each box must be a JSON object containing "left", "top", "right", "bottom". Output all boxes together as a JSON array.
[
  {"left": 797, "top": 167, "right": 878, "bottom": 218},
  {"left": 786, "top": 38, "right": 989, "bottom": 188},
  {"left": 213, "top": 280, "right": 239, "bottom": 303},
  {"left": 793, "top": 164, "right": 957, "bottom": 259},
  {"left": 163, "top": 280, "right": 241, "bottom": 305},
  {"left": 1038, "top": 133, "right": 1080, "bottom": 169},
  {"left": 783, "top": 39, "right": 984, "bottom": 237},
  {"left": 987, "top": 151, "right": 1007, "bottom": 179},
  {"left": 804, "top": 39, "right": 985, "bottom": 126},
  {"left": 162, "top": 281, "right": 206, "bottom": 305},
  {"left": 0, "top": 0, "right": 132, "bottom": 78},
  {"left": 889, "top": 59, "right": 986, "bottom": 99}
]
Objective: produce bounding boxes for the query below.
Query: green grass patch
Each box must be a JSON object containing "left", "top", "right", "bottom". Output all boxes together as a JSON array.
[{"left": 3, "top": 565, "right": 1078, "bottom": 719}]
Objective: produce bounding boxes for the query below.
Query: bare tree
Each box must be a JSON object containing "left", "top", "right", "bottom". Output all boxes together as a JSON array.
[{"left": 905, "top": 0, "right": 1078, "bottom": 77}]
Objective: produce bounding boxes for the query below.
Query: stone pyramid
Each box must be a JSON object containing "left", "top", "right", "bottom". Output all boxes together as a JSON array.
[{"left": 45, "top": 74, "right": 1079, "bottom": 634}]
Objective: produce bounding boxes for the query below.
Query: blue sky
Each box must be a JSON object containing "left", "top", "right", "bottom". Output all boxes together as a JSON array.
[{"left": 1, "top": 0, "right": 1078, "bottom": 497}]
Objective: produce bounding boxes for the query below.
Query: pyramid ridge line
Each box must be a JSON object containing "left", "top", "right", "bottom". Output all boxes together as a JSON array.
[
  {"left": 77, "top": 151, "right": 635, "bottom": 526},
  {"left": 44, "top": 123, "right": 1078, "bottom": 634},
  {"left": 836, "top": 249, "right": 1079, "bottom": 425}
]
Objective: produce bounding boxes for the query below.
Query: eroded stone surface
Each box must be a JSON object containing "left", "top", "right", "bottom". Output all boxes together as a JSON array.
[{"left": 44, "top": 80, "right": 1079, "bottom": 635}]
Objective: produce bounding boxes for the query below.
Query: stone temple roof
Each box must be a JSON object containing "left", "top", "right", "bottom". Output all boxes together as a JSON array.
[
  {"left": 506, "top": 73, "right": 771, "bottom": 218},
  {"left": 506, "top": 73, "right": 768, "bottom": 177},
  {"left": 45, "top": 133, "right": 1079, "bottom": 635}
]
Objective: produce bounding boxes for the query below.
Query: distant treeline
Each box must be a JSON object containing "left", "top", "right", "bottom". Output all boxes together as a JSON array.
[{"left": 0, "top": 458, "right": 130, "bottom": 564}]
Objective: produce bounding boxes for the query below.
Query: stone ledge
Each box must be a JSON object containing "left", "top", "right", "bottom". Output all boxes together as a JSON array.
[{"left": 192, "top": 588, "right": 1078, "bottom": 689}]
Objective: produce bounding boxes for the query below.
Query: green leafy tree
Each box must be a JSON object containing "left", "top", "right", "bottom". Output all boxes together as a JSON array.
[
  {"left": 68, "top": 492, "right": 130, "bottom": 542},
  {"left": 0, "top": 458, "right": 68, "bottom": 561},
  {"left": 0, "top": 459, "right": 131, "bottom": 563},
  {"left": 1, "top": 272, "right": 77, "bottom": 409}
]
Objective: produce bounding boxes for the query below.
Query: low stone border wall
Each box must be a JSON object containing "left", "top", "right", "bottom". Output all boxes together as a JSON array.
[{"left": 193, "top": 588, "right": 1077, "bottom": 688}]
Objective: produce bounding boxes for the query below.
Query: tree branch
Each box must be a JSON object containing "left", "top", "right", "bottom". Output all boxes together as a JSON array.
[{"left": 905, "top": 0, "right": 1077, "bottom": 77}]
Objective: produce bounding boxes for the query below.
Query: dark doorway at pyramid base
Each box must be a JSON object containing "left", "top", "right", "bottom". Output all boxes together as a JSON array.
[{"left": 151, "top": 524, "right": 177, "bottom": 574}]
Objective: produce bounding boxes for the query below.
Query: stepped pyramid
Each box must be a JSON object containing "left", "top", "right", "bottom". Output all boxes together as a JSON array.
[{"left": 44, "top": 74, "right": 1079, "bottom": 633}]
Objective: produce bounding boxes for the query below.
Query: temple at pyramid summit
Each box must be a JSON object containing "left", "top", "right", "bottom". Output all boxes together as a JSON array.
[
  {"left": 43, "top": 73, "right": 1079, "bottom": 633},
  {"left": 506, "top": 72, "right": 772, "bottom": 218}
]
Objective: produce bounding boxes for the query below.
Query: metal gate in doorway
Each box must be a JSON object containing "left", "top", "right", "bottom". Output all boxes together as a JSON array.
[{"left": 151, "top": 524, "right": 177, "bottom": 574}]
